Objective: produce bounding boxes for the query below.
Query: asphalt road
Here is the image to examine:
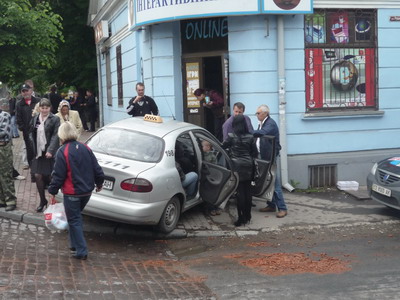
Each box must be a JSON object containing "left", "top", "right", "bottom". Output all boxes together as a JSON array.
[{"left": 165, "top": 222, "right": 400, "bottom": 300}]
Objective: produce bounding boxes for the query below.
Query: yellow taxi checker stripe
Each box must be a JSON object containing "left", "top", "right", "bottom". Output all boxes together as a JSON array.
[{"left": 143, "top": 114, "right": 163, "bottom": 123}]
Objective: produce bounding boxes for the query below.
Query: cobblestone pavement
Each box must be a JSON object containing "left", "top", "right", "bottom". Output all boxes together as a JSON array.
[{"left": 0, "top": 218, "right": 215, "bottom": 299}]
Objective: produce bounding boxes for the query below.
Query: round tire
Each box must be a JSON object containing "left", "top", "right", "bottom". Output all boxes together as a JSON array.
[{"left": 157, "top": 196, "right": 181, "bottom": 233}]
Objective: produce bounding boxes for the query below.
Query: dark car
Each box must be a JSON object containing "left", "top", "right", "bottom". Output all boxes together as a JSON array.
[{"left": 367, "top": 156, "right": 400, "bottom": 209}]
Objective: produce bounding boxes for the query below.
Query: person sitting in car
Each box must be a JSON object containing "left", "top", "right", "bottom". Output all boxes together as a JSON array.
[{"left": 175, "top": 143, "right": 197, "bottom": 198}]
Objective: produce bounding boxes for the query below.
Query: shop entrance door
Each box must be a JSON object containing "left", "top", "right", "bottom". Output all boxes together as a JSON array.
[{"left": 182, "top": 54, "right": 229, "bottom": 136}]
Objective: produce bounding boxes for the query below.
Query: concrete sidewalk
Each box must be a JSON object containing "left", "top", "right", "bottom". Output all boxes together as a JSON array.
[{"left": 3, "top": 132, "right": 400, "bottom": 239}]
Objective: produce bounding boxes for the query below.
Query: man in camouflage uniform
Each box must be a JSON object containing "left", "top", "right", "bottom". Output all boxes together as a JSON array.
[{"left": 0, "top": 108, "right": 16, "bottom": 211}]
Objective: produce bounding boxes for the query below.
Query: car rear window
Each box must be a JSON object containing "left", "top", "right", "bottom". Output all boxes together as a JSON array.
[{"left": 86, "top": 128, "right": 164, "bottom": 162}]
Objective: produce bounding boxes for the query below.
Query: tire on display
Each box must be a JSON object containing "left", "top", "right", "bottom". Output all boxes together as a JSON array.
[{"left": 157, "top": 196, "right": 181, "bottom": 233}]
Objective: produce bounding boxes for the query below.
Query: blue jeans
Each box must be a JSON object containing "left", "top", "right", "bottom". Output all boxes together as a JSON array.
[
  {"left": 267, "top": 164, "right": 287, "bottom": 211},
  {"left": 10, "top": 115, "right": 19, "bottom": 138},
  {"left": 182, "top": 172, "right": 198, "bottom": 197},
  {"left": 63, "top": 195, "right": 90, "bottom": 257}
]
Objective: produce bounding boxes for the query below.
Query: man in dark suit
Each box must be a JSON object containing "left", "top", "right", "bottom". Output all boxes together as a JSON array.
[{"left": 253, "top": 104, "right": 288, "bottom": 218}]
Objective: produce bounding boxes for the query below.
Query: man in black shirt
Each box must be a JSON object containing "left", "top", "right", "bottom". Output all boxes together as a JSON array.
[
  {"left": 46, "top": 86, "right": 62, "bottom": 114},
  {"left": 126, "top": 82, "right": 158, "bottom": 117}
]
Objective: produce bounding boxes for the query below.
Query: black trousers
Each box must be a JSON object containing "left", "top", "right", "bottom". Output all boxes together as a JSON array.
[
  {"left": 236, "top": 180, "right": 252, "bottom": 222},
  {"left": 79, "top": 110, "right": 88, "bottom": 130},
  {"left": 89, "top": 111, "right": 97, "bottom": 131}
]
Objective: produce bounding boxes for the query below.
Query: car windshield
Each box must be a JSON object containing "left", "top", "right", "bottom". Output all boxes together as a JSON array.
[{"left": 86, "top": 128, "right": 164, "bottom": 162}]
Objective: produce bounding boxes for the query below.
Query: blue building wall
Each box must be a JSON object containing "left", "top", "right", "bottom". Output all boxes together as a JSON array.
[{"left": 96, "top": 7, "right": 400, "bottom": 187}]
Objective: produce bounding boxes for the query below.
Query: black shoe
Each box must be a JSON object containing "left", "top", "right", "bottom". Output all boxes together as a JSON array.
[
  {"left": 0, "top": 204, "right": 6, "bottom": 208},
  {"left": 5, "top": 205, "right": 16, "bottom": 212},
  {"left": 36, "top": 203, "right": 48, "bottom": 213},
  {"left": 72, "top": 254, "right": 87, "bottom": 260},
  {"left": 234, "top": 219, "right": 244, "bottom": 227},
  {"left": 251, "top": 202, "right": 256, "bottom": 207},
  {"left": 31, "top": 176, "right": 36, "bottom": 183}
]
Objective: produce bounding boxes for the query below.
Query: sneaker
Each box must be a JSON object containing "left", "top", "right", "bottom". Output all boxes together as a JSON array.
[
  {"left": 14, "top": 175, "right": 26, "bottom": 180},
  {"left": 259, "top": 206, "right": 276, "bottom": 212},
  {"left": 210, "top": 210, "right": 217, "bottom": 216},
  {"left": 276, "top": 210, "right": 288, "bottom": 218}
]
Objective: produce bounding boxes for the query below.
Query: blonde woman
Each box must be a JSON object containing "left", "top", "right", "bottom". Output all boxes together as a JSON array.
[
  {"left": 48, "top": 122, "right": 104, "bottom": 260},
  {"left": 56, "top": 100, "right": 83, "bottom": 137}
]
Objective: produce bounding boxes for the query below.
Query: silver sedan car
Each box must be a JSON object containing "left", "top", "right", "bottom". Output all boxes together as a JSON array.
[{"left": 65, "top": 117, "right": 275, "bottom": 233}]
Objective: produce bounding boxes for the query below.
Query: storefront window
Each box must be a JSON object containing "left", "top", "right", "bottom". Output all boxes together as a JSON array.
[{"left": 304, "top": 10, "right": 377, "bottom": 111}]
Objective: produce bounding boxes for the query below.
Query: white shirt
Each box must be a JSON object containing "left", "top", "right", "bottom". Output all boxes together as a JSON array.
[{"left": 256, "top": 116, "right": 269, "bottom": 153}]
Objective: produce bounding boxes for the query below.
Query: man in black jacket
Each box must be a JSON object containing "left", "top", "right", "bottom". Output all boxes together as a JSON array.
[
  {"left": 16, "top": 84, "right": 40, "bottom": 169},
  {"left": 85, "top": 90, "right": 97, "bottom": 132},
  {"left": 46, "top": 85, "right": 62, "bottom": 114},
  {"left": 126, "top": 82, "right": 158, "bottom": 117}
]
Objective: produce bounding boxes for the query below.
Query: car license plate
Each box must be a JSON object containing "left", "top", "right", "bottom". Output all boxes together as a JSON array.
[
  {"left": 103, "top": 179, "right": 114, "bottom": 191},
  {"left": 372, "top": 183, "right": 391, "bottom": 197}
]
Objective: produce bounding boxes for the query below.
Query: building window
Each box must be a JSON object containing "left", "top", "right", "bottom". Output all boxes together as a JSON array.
[
  {"left": 304, "top": 9, "right": 377, "bottom": 111},
  {"left": 105, "top": 50, "right": 112, "bottom": 106},
  {"left": 116, "top": 45, "right": 123, "bottom": 107}
]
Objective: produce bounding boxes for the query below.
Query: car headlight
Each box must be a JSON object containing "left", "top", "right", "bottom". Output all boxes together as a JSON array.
[{"left": 370, "top": 163, "right": 378, "bottom": 175}]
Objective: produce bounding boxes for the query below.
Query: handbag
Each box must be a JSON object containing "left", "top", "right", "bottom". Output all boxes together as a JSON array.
[
  {"left": 253, "top": 160, "right": 260, "bottom": 181},
  {"left": 44, "top": 197, "right": 69, "bottom": 231}
]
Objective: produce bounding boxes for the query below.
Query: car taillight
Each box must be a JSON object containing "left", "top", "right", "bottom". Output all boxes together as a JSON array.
[{"left": 120, "top": 178, "right": 153, "bottom": 192}]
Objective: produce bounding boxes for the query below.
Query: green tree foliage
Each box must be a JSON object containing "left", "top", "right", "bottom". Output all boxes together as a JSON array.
[
  {"left": 0, "top": 0, "right": 63, "bottom": 87},
  {"left": 46, "top": 0, "right": 98, "bottom": 93}
]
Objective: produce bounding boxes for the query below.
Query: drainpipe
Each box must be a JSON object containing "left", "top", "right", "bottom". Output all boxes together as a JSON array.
[
  {"left": 277, "top": 15, "right": 294, "bottom": 192},
  {"left": 96, "top": 44, "right": 104, "bottom": 127}
]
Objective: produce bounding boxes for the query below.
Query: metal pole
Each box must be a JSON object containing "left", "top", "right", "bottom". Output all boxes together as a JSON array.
[
  {"left": 96, "top": 44, "right": 104, "bottom": 127},
  {"left": 277, "top": 15, "right": 294, "bottom": 192}
]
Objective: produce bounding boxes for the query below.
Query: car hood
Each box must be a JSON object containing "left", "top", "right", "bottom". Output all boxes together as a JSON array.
[{"left": 378, "top": 156, "right": 400, "bottom": 175}]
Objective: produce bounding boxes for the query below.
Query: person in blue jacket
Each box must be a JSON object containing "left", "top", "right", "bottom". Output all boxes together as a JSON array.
[
  {"left": 48, "top": 121, "right": 104, "bottom": 260},
  {"left": 253, "top": 104, "right": 288, "bottom": 218}
]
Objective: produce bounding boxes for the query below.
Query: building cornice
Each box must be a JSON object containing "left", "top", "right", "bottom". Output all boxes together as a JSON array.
[{"left": 88, "top": 0, "right": 126, "bottom": 27}]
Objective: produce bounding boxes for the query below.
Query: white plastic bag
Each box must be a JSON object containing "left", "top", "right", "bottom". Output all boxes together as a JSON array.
[{"left": 44, "top": 202, "right": 69, "bottom": 231}]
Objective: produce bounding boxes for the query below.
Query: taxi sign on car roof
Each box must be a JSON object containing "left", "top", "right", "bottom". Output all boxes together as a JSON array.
[{"left": 143, "top": 114, "right": 163, "bottom": 123}]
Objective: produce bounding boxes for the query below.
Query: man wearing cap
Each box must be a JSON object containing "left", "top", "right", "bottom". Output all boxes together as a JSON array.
[
  {"left": 0, "top": 108, "right": 17, "bottom": 211},
  {"left": 16, "top": 84, "right": 40, "bottom": 170}
]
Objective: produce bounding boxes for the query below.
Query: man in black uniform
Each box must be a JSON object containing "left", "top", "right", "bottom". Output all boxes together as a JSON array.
[{"left": 126, "top": 82, "right": 158, "bottom": 117}]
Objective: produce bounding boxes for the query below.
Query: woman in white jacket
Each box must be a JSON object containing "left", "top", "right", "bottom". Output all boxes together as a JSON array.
[{"left": 56, "top": 100, "right": 83, "bottom": 137}]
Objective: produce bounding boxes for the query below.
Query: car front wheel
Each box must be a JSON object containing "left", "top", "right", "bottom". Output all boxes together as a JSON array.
[{"left": 157, "top": 196, "right": 181, "bottom": 233}]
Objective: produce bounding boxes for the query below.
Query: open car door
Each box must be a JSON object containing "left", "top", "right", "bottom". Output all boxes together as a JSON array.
[
  {"left": 252, "top": 135, "right": 277, "bottom": 199},
  {"left": 193, "top": 132, "right": 239, "bottom": 207}
]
